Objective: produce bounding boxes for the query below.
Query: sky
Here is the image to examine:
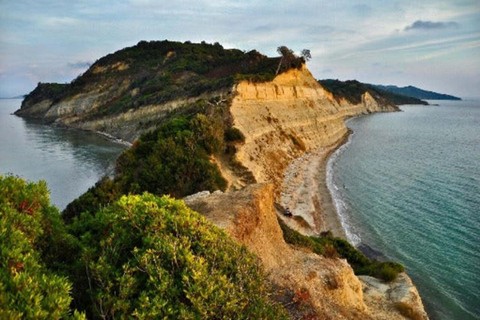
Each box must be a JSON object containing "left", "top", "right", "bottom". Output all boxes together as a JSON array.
[{"left": 1, "top": 0, "right": 479, "bottom": 98}]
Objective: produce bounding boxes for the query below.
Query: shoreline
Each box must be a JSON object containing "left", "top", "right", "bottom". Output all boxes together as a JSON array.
[
  {"left": 279, "top": 116, "right": 394, "bottom": 261},
  {"left": 280, "top": 131, "right": 350, "bottom": 238}
]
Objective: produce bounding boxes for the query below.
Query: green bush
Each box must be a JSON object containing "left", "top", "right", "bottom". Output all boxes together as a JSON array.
[
  {"left": 224, "top": 127, "right": 246, "bottom": 143},
  {"left": 68, "top": 193, "right": 287, "bottom": 319},
  {"left": 63, "top": 112, "right": 228, "bottom": 221},
  {"left": 63, "top": 177, "right": 120, "bottom": 223},
  {"left": 279, "top": 218, "right": 404, "bottom": 282},
  {"left": 0, "top": 175, "right": 84, "bottom": 319},
  {"left": 115, "top": 114, "right": 227, "bottom": 198}
]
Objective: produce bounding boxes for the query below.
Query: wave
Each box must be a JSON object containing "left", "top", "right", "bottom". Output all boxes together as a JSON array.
[{"left": 326, "top": 131, "right": 361, "bottom": 245}]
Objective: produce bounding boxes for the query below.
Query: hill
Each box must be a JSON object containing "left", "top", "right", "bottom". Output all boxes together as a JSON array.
[
  {"left": 372, "top": 84, "right": 461, "bottom": 100},
  {"left": 319, "top": 79, "right": 428, "bottom": 105},
  {"left": 15, "top": 40, "right": 303, "bottom": 141}
]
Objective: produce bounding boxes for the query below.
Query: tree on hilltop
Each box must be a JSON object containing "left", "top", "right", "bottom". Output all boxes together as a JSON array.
[
  {"left": 275, "top": 46, "right": 296, "bottom": 75},
  {"left": 301, "top": 49, "right": 311, "bottom": 61},
  {"left": 275, "top": 46, "right": 311, "bottom": 75}
]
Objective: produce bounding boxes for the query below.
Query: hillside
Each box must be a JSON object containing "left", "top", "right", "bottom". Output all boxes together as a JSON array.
[
  {"left": 15, "top": 40, "right": 302, "bottom": 141},
  {"left": 319, "top": 79, "right": 428, "bottom": 105},
  {"left": 372, "top": 84, "right": 461, "bottom": 100},
  {"left": 13, "top": 40, "right": 429, "bottom": 319}
]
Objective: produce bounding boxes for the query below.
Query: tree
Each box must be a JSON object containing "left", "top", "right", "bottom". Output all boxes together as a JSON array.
[
  {"left": 275, "top": 46, "right": 296, "bottom": 75},
  {"left": 301, "top": 49, "right": 311, "bottom": 61}
]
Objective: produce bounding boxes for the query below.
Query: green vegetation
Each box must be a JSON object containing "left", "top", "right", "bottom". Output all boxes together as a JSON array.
[
  {"left": 22, "top": 41, "right": 304, "bottom": 118},
  {"left": 1, "top": 176, "right": 287, "bottom": 319},
  {"left": 63, "top": 104, "right": 230, "bottom": 222},
  {"left": 279, "top": 219, "right": 404, "bottom": 282},
  {"left": 0, "top": 175, "right": 84, "bottom": 319},
  {"left": 22, "top": 82, "right": 69, "bottom": 106},
  {"left": 68, "top": 193, "right": 287, "bottom": 319},
  {"left": 224, "top": 127, "right": 246, "bottom": 143},
  {"left": 318, "top": 79, "right": 428, "bottom": 106},
  {"left": 115, "top": 113, "right": 227, "bottom": 196}
]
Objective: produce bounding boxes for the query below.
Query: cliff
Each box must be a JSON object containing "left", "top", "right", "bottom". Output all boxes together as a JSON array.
[
  {"left": 15, "top": 40, "right": 295, "bottom": 142},
  {"left": 185, "top": 184, "right": 428, "bottom": 320},
  {"left": 17, "top": 41, "right": 428, "bottom": 319},
  {"left": 226, "top": 65, "right": 398, "bottom": 192}
]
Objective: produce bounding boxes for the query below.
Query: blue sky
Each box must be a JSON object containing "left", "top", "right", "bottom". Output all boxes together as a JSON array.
[{"left": 1, "top": 0, "right": 479, "bottom": 98}]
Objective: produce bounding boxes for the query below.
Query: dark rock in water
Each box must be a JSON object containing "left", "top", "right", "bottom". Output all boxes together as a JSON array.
[{"left": 357, "top": 243, "right": 387, "bottom": 261}]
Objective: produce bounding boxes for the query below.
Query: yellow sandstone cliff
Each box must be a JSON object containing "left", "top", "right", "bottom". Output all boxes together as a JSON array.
[
  {"left": 228, "top": 64, "right": 397, "bottom": 191},
  {"left": 188, "top": 66, "right": 428, "bottom": 319}
]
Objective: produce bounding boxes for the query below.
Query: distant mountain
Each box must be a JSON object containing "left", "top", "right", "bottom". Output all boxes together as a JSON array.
[
  {"left": 318, "top": 79, "right": 428, "bottom": 106},
  {"left": 372, "top": 85, "right": 461, "bottom": 100}
]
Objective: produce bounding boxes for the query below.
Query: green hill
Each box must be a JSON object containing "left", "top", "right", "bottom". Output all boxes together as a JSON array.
[
  {"left": 372, "top": 84, "right": 461, "bottom": 100},
  {"left": 319, "top": 79, "right": 428, "bottom": 105},
  {"left": 18, "top": 40, "right": 303, "bottom": 119}
]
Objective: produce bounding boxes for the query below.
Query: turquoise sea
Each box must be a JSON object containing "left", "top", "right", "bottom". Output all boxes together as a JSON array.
[
  {"left": 0, "top": 99, "right": 127, "bottom": 210},
  {"left": 327, "top": 100, "right": 480, "bottom": 320}
]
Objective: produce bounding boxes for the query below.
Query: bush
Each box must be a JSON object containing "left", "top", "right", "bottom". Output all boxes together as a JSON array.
[
  {"left": 224, "top": 127, "right": 246, "bottom": 143},
  {"left": 68, "top": 193, "right": 287, "bottom": 319},
  {"left": 279, "top": 218, "right": 404, "bottom": 282},
  {"left": 0, "top": 175, "right": 84, "bottom": 319},
  {"left": 115, "top": 114, "right": 227, "bottom": 198},
  {"left": 64, "top": 113, "right": 228, "bottom": 221}
]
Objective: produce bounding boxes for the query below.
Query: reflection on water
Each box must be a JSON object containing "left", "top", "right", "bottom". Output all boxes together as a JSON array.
[{"left": 0, "top": 99, "right": 127, "bottom": 210}]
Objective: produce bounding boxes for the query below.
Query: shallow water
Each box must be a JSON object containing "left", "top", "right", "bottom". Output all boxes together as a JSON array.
[
  {"left": 0, "top": 99, "right": 127, "bottom": 210},
  {"left": 328, "top": 101, "right": 480, "bottom": 320}
]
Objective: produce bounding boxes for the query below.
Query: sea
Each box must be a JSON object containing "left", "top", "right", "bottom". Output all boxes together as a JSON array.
[
  {"left": 327, "top": 100, "right": 480, "bottom": 320},
  {"left": 0, "top": 99, "right": 127, "bottom": 210}
]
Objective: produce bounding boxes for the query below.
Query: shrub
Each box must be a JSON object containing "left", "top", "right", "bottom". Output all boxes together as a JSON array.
[
  {"left": 64, "top": 113, "right": 228, "bottom": 221},
  {"left": 115, "top": 114, "right": 227, "bottom": 198},
  {"left": 224, "top": 127, "right": 246, "bottom": 143},
  {"left": 0, "top": 175, "right": 84, "bottom": 319},
  {"left": 278, "top": 218, "right": 404, "bottom": 282},
  {"left": 68, "top": 193, "right": 287, "bottom": 319}
]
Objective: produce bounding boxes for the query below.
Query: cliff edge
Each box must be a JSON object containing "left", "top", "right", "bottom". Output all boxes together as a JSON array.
[{"left": 185, "top": 184, "right": 428, "bottom": 320}]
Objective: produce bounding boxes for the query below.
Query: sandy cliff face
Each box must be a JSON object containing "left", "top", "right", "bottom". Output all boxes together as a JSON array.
[
  {"left": 185, "top": 184, "right": 367, "bottom": 319},
  {"left": 185, "top": 184, "right": 428, "bottom": 320},
  {"left": 16, "top": 84, "right": 230, "bottom": 142},
  {"left": 228, "top": 65, "right": 397, "bottom": 191}
]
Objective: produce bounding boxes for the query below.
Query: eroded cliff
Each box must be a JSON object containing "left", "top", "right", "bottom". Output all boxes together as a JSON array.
[
  {"left": 185, "top": 184, "right": 428, "bottom": 320},
  {"left": 227, "top": 65, "right": 398, "bottom": 191}
]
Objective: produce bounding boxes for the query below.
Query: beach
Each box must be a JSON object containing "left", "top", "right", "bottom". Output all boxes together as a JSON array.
[{"left": 280, "top": 132, "right": 350, "bottom": 238}]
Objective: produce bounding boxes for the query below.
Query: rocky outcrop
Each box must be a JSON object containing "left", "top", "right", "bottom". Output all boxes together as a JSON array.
[{"left": 185, "top": 184, "right": 427, "bottom": 319}]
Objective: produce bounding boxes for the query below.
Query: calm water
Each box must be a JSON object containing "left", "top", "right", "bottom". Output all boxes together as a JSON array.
[
  {"left": 0, "top": 99, "right": 127, "bottom": 210},
  {"left": 328, "top": 100, "right": 480, "bottom": 320}
]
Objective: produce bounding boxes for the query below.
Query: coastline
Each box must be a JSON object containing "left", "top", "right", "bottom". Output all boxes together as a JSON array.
[
  {"left": 279, "top": 116, "right": 394, "bottom": 261},
  {"left": 280, "top": 131, "right": 350, "bottom": 238}
]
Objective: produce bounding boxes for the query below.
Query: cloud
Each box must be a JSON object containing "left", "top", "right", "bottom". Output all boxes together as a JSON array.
[
  {"left": 405, "top": 20, "right": 459, "bottom": 31},
  {"left": 67, "top": 61, "right": 93, "bottom": 69}
]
